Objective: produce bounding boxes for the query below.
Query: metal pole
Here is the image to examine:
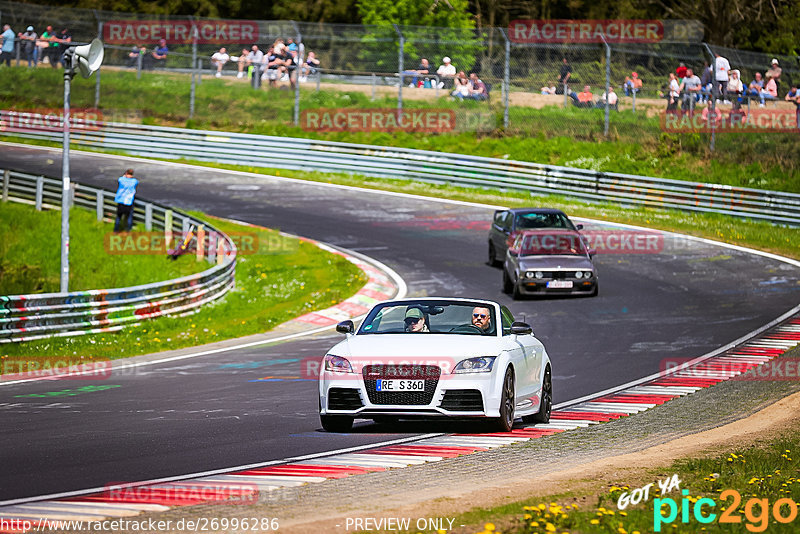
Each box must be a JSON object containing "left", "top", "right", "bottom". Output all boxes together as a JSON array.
[
  {"left": 60, "top": 55, "right": 74, "bottom": 292},
  {"left": 197, "top": 58, "right": 202, "bottom": 84},
  {"left": 291, "top": 21, "right": 302, "bottom": 127},
  {"left": 190, "top": 20, "right": 197, "bottom": 118},
  {"left": 500, "top": 29, "right": 510, "bottom": 129},
  {"left": 190, "top": 67, "right": 196, "bottom": 118},
  {"left": 94, "top": 16, "right": 102, "bottom": 109},
  {"left": 136, "top": 51, "right": 142, "bottom": 79},
  {"left": 703, "top": 43, "right": 717, "bottom": 152},
  {"left": 604, "top": 40, "right": 610, "bottom": 136},
  {"left": 632, "top": 85, "right": 636, "bottom": 113},
  {"left": 371, "top": 72, "right": 376, "bottom": 100},
  {"left": 393, "top": 24, "right": 403, "bottom": 114}
]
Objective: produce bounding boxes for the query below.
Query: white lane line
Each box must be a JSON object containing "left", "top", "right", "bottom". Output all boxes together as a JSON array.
[
  {"left": 294, "top": 458, "right": 412, "bottom": 469},
  {"left": 542, "top": 419, "right": 602, "bottom": 426},
  {"left": 307, "top": 453, "right": 436, "bottom": 466},
  {"left": 625, "top": 386, "right": 701, "bottom": 395},
  {"left": 9, "top": 503, "right": 141, "bottom": 517},
  {"left": 0, "top": 510, "right": 106, "bottom": 521},
  {"left": 60, "top": 502, "right": 171, "bottom": 512}
]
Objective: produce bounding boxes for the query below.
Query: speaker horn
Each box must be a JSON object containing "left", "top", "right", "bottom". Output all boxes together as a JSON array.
[{"left": 72, "top": 38, "right": 104, "bottom": 78}]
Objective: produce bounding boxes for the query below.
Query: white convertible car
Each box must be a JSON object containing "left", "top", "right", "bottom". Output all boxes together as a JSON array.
[{"left": 318, "top": 297, "right": 552, "bottom": 432}]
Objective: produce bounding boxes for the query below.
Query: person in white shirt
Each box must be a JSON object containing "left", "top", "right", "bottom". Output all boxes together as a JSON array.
[
  {"left": 436, "top": 56, "right": 456, "bottom": 88},
  {"left": 667, "top": 72, "right": 680, "bottom": 111},
  {"left": 211, "top": 47, "right": 229, "bottom": 77},
  {"left": 597, "top": 87, "right": 618, "bottom": 108},
  {"left": 714, "top": 52, "right": 730, "bottom": 102}
]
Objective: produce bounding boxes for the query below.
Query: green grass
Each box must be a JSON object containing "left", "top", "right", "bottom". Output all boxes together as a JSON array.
[
  {"left": 0, "top": 210, "right": 368, "bottom": 367},
  {"left": 1, "top": 67, "right": 798, "bottom": 193},
  {"left": 0, "top": 201, "right": 205, "bottom": 294}
]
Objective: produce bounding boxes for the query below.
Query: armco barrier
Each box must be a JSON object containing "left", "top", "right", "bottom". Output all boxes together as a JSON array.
[
  {"left": 0, "top": 168, "right": 237, "bottom": 343},
  {"left": 1, "top": 113, "right": 799, "bottom": 226}
]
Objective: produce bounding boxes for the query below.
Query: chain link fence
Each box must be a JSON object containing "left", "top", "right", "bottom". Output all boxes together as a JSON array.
[{"left": 1, "top": 0, "right": 799, "bottom": 149}]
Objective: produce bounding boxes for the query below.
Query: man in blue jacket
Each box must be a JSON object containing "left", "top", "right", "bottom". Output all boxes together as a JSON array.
[{"left": 114, "top": 168, "right": 138, "bottom": 232}]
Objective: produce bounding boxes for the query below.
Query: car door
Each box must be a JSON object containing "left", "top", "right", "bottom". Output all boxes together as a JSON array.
[
  {"left": 493, "top": 211, "right": 512, "bottom": 257},
  {"left": 501, "top": 306, "right": 541, "bottom": 401}
]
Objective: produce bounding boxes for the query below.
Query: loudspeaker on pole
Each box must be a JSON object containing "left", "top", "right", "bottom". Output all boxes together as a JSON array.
[{"left": 72, "top": 38, "right": 104, "bottom": 78}]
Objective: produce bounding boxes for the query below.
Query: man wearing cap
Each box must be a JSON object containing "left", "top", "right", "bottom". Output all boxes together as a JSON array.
[
  {"left": 18, "top": 26, "right": 37, "bottom": 67},
  {"left": 0, "top": 24, "right": 14, "bottom": 67},
  {"left": 767, "top": 59, "right": 782, "bottom": 95},
  {"left": 437, "top": 56, "right": 455, "bottom": 88},
  {"left": 404, "top": 308, "right": 429, "bottom": 333}
]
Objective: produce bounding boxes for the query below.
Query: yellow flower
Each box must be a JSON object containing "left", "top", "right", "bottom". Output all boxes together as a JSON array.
[
  {"left": 484, "top": 523, "right": 495, "bottom": 532},
  {"left": 545, "top": 523, "right": 556, "bottom": 532},
  {"left": 590, "top": 519, "right": 600, "bottom": 525}
]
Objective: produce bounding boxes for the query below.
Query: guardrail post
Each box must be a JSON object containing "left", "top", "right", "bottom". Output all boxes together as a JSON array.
[
  {"left": 196, "top": 224, "right": 205, "bottom": 261},
  {"left": 182, "top": 216, "right": 190, "bottom": 235},
  {"left": 208, "top": 232, "right": 217, "bottom": 263},
  {"left": 2, "top": 169, "right": 9, "bottom": 202},
  {"left": 96, "top": 189, "right": 104, "bottom": 221},
  {"left": 144, "top": 202, "right": 152, "bottom": 230},
  {"left": 35, "top": 176, "right": 43, "bottom": 211},
  {"left": 164, "top": 209, "right": 173, "bottom": 247}
]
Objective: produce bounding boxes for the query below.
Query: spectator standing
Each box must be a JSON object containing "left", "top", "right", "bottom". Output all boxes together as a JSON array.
[
  {"left": 466, "top": 73, "right": 489, "bottom": 100},
  {"left": 39, "top": 26, "right": 57, "bottom": 67},
  {"left": 681, "top": 68, "right": 702, "bottom": 111},
  {"left": 436, "top": 56, "right": 455, "bottom": 88},
  {"left": 126, "top": 45, "right": 144, "bottom": 68},
  {"left": 54, "top": 28, "right": 71, "bottom": 68},
  {"left": 246, "top": 45, "right": 263, "bottom": 78},
  {"left": 714, "top": 52, "right": 730, "bottom": 103},
  {"left": 700, "top": 61, "right": 713, "bottom": 102},
  {"left": 18, "top": 26, "right": 37, "bottom": 67},
  {"left": 211, "top": 47, "right": 229, "bottom": 77},
  {"left": 667, "top": 72, "right": 680, "bottom": 111},
  {"left": 0, "top": 24, "right": 15, "bottom": 67},
  {"left": 767, "top": 59, "right": 782, "bottom": 95},
  {"left": 114, "top": 169, "right": 138, "bottom": 232},
  {"left": 147, "top": 39, "right": 168, "bottom": 70},
  {"left": 675, "top": 62, "right": 687, "bottom": 79},
  {"left": 558, "top": 57, "right": 572, "bottom": 90}
]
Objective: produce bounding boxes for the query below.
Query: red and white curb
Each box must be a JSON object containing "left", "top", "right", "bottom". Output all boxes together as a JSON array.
[{"left": 2, "top": 315, "right": 798, "bottom": 530}]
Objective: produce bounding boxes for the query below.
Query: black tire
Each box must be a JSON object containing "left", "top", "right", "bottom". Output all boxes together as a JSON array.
[
  {"left": 523, "top": 366, "right": 552, "bottom": 424},
  {"left": 511, "top": 277, "right": 522, "bottom": 300},
  {"left": 493, "top": 367, "right": 515, "bottom": 432},
  {"left": 590, "top": 283, "right": 599, "bottom": 297},
  {"left": 320, "top": 414, "right": 354, "bottom": 432},
  {"left": 488, "top": 242, "right": 498, "bottom": 266},
  {"left": 502, "top": 269, "right": 513, "bottom": 294}
]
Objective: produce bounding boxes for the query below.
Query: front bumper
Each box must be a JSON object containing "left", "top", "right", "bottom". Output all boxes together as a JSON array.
[
  {"left": 319, "top": 369, "right": 503, "bottom": 418},
  {"left": 517, "top": 278, "right": 596, "bottom": 295}
]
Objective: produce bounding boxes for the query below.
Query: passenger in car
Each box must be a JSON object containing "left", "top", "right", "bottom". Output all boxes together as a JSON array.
[{"left": 405, "top": 307, "right": 429, "bottom": 332}]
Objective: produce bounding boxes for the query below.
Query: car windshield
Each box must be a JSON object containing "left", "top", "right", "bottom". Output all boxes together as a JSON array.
[
  {"left": 515, "top": 212, "right": 574, "bottom": 230},
  {"left": 518, "top": 232, "right": 587, "bottom": 256},
  {"left": 359, "top": 301, "right": 496, "bottom": 335}
]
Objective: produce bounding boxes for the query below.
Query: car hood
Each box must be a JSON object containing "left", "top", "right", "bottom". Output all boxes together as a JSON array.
[
  {"left": 517, "top": 255, "right": 593, "bottom": 270},
  {"left": 328, "top": 334, "right": 503, "bottom": 372}
]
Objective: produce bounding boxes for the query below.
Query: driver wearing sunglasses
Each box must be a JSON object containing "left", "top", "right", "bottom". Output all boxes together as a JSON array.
[
  {"left": 471, "top": 306, "right": 492, "bottom": 333},
  {"left": 404, "top": 307, "right": 429, "bottom": 333}
]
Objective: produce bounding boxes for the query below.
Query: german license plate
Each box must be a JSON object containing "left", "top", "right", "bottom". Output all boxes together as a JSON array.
[
  {"left": 547, "top": 280, "right": 573, "bottom": 289},
  {"left": 376, "top": 379, "right": 425, "bottom": 392}
]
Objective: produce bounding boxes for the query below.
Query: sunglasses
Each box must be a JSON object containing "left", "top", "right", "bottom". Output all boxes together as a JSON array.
[
  {"left": 472, "top": 313, "right": 488, "bottom": 319},
  {"left": 405, "top": 317, "right": 423, "bottom": 324}
]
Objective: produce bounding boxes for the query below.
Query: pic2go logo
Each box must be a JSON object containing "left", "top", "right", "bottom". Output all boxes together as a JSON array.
[{"left": 655, "top": 489, "right": 800, "bottom": 532}]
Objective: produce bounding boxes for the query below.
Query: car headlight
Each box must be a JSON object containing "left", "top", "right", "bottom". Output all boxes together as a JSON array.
[
  {"left": 525, "top": 271, "right": 535, "bottom": 279},
  {"left": 534, "top": 271, "right": 544, "bottom": 279},
  {"left": 324, "top": 354, "right": 354, "bottom": 373},
  {"left": 583, "top": 271, "right": 593, "bottom": 279},
  {"left": 575, "top": 271, "right": 584, "bottom": 279},
  {"left": 453, "top": 356, "right": 496, "bottom": 373}
]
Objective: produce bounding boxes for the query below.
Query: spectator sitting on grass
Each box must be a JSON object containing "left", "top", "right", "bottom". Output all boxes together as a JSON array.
[
  {"left": 596, "top": 86, "right": 617, "bottom": 108},
  {"left": 437, "top": 56, "right": 456, "bottom": 88},
  {"left": 464, "top": 73, "right": 488, "bottom": 100},
  {"left": 299, "top": 51, "right": 319, "bottom": 82},
  {"left": 540, "top": 82, "right": 556, "bottom": 95},
  {"left": 286, "top": 37, "right": 298, "bottom": 52},
  {"left": 236, "top": 48, "right": 249, "bottom": 78},
  {"left": 727, "top": 70, "right": 744, "bottom": 109},
  {"left": 623, "top": 72, "right": 642, "bottom": 96},
  {"left": 211, "top": 47, "right": 229, "bottom": 77},
  {"left": 748, "top": 72, "right": 765, "bottom": 104},
  {"left": 762, "top": 74, "right": 778, "bottom": 103},
  {"left": 451, "top": 71, "right": 470, "bottom": 98},
  {"left": 405, "top": 58, "right": 430, "bottom": 88}
]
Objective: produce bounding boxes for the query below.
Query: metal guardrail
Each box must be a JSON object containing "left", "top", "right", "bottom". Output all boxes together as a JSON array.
[
  {"left": 0, "top": 168, "right": 237, "bottom": 343},
  {"left": 2, "top": 114, "right": 799, "bottom": 226}
]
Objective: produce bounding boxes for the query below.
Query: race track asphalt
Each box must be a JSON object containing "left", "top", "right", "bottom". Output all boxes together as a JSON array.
[{"left": 1, "top": 144, "right": 798, "bottom": 501}]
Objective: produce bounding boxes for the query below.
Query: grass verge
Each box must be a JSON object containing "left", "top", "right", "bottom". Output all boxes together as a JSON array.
[
  {"left": 0, "top": 212, "right": 368, "bottom": 368},
  {"left": 0, "top": 201, "right": 205, "bottom": 294},
  {"left": 0, "top": 67, "right": 798, "bottom": 193}
]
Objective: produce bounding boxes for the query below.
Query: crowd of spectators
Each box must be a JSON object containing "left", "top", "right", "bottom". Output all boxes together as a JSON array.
[{"left": 0, "top": 23, "right": 72, "bottom": 68}]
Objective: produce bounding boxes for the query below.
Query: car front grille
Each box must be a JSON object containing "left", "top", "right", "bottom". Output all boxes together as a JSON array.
[
  {"left": 327, "top": 388, "right": 363, "bottom": 410},
  {"left": 439, "top": 389, "right": 484, "bottom": 411},
  {"left": 363, "top": 364, "right": 440, "bottom": 405}
]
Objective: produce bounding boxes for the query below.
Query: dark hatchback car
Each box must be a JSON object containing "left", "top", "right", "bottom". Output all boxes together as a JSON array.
[
  {"left": 503, "top": 229, "right": 598, "bottom": 299},
  {"left": 488, "top": 208, "right": 581, "bottom": 266}
]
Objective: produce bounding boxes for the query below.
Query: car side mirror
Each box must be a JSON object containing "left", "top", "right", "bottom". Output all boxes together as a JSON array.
[
  {"left": 510, "top": 321, "right": 533, "bottom": 335},
  {"left": 576, "top": 223, "right": 584, "bottom": 230},
  {"left": 336, "top": 320, "right": 354, "bottom": 334}
]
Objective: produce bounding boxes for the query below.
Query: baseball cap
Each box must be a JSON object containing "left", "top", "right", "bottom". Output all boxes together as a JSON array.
[
  {"left": 405, "top": 307, "right": 424, "bottom": 319},
  {"left": 772, "top": 58, "right": 779, "bottom": 64},
  {"left": 26, "top": 26, "right": 33, "bottom": 31},
  {"left": 442, "top": 56, "right": 451, "bottom": 63}
]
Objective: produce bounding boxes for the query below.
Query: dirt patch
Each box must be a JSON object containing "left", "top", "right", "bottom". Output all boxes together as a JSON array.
[{"left": 281, "top": 389, "right": 800, "bottom": 533}]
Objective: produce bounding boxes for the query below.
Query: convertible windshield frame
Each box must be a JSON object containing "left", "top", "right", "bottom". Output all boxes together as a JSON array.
[{"left": 357, "top": 300, "right": 499, "bottom": 337}]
